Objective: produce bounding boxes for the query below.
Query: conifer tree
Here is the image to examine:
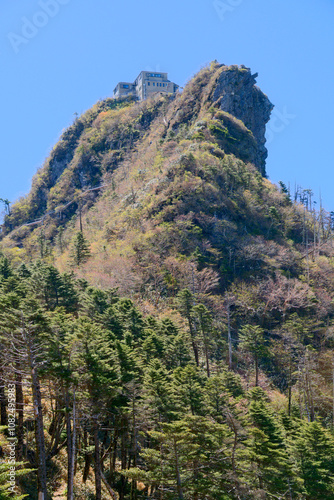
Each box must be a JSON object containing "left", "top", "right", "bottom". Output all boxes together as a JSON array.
[
  {"left": 176, "top": 289, "right": 199, "bottom": 366},
  {"left": 125, "top": 417, "right": 233, "bottom": 500},
  {"left": 244, "top": 387, "right": 293, "bottom": 496},
  {"left": 142, "top": 359, "right": 175, "bottom": 423},
  {"left": 292, "top": 421, "right": 334, "bottom": 499},
  {"left": 193, "top": 304, "right": 213, "bottom": 377},
  {"left": 29, "top": 262, "right": 63, "bottom": 310},
  {"left": 0, "top": 258, "right": 12, "bottom": 281},
  {"left": 172, "top": 365, "right": 204, "bottom": 416},
  {"left": 45, "top": 311, "right": 79, "bottom": 500},
  {"left": 0, "top": 302, "right": 49, "bottom": 500},
  {"left": 73, "top": 318, "right": 119, "bottom": 500},
  {"left": 239, "top": 325, "right": 268, "bottom": 386},
  {"left": 205, "top": 375, "right": 229, "bottom": 420},
  {"left": 162, "top": 320, "right": 191, "bottom": 370},
  {"left": 70, "top": 231, "right": 90, "bottom": 267}
]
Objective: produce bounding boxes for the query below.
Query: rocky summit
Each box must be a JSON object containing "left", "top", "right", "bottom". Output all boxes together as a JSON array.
[{"left": 1, "top": 63, "right": 273, "bottom": 241}]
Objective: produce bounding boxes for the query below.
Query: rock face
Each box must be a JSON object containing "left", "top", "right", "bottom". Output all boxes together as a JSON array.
[{"left": 212, "top": 66, "right": 274, "bottom": 175}]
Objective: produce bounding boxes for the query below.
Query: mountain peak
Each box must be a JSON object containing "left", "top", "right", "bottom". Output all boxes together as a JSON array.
[{"left": 1, "top": 63, "right": 273, "bottom": 241}]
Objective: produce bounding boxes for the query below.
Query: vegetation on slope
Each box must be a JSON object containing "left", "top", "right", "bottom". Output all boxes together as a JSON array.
[
  {"left": 1, "top": 63, "right": 334, "bottom": 499},
  {"left": 1, "top": 258, "right": 334, "bottom": 499}
]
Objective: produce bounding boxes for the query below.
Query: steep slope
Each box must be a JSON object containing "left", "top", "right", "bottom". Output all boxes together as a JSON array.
[
  {"left": 2, "top": 62, "right": 334, "bottom": 500},
  {"left": 1, "top": 63, "right": 328, "bottom": 303},
  {"left": 2, "top": 63, "right": 271, "bottom": 236},
  {"left": 2, "top": 62, "right": 333, "bottom": 330}
]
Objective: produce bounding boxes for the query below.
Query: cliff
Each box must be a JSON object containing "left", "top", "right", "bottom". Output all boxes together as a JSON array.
[
  {"left": 213, "top": 65, "right": 273, "bottom": 174},
  {"left": 1, "top": 63, "right": 273, "bottom": 241}
]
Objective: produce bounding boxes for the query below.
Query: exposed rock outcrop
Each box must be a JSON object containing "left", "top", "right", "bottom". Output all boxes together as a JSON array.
[{"left": 212, "top": 66, "right": 273, "bottom": 175}]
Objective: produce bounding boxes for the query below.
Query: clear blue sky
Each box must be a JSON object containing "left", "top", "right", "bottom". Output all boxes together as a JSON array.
[{"left": 1, "top": 0, "right": 334, "bottom": 212}]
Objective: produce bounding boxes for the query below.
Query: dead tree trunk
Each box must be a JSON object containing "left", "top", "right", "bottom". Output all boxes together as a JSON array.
[
  {"left": 28, "top": 348, "right": 48, "bottom": 499},
  {"left": 173, "top": 437, "right": 184, "bottom": 500},
  {"left": 227, "top": 303, "right": 233, "bottom": 369},
  {"left": 0, "top": 378, "right": 7, "bottom": 426},
  {"left": 64, "top": 387, "right": 74, "bottom": 500},
  {"left": 94, "top": 419, "right": 102, "bottom": 500}
]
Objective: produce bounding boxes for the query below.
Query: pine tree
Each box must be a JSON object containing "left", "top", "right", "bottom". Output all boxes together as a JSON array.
[
  {"left": 73, "top": 318, "right": 119, "bottom": 500},
  {"left": 45, "top": 311, "right": 80, "bottom": 500},
  {"left": 141, "top": 330, "right": 165, "bottom": 362},
  {"left": 0, "top": 258, "right": 12, "bottom": 281},
  {"left": 176, "top": 289, "right": 199, "bottom": 366},
  {"left": 239, "top": 325, "right": 268, "bottom": 386},
  {"left": 172, "top": 365, "right": 204, "bottom": 416},
  {"left": 193, "top": 304, "right": 213, "bottom": 377},
  {"left": 243, "top": 387, "right": 293, "bottom": 496},
  {"left": 0, "top": 302, "right": 49, "bottom": 499},
  {"left": 70, "top": 231, "right": 90, "bottom": 266},
  {"left": 142, "top": 359, "right": 175, "bottom": 422},
  {"left": 29, "top": 262, "right": 63, "bottom": 310},
  {"left": 292, "top": 420, "right": 334, "bottom": 499},
  {"left": 125, "top": 417, "right": 233, "bottom": 500}
]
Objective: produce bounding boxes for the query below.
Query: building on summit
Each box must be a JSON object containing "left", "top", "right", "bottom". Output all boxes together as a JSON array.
[{"left": 113, "top": 71, "right": 179, "bottom": 101}]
